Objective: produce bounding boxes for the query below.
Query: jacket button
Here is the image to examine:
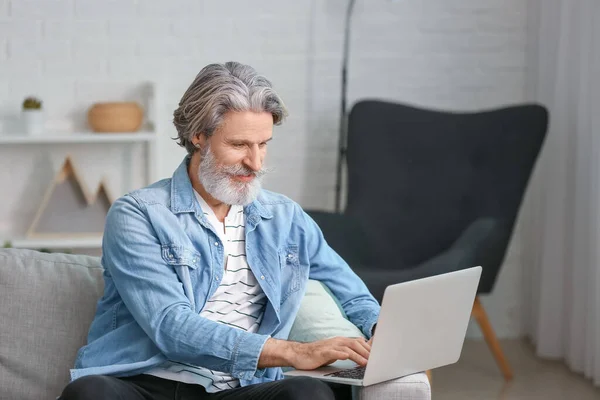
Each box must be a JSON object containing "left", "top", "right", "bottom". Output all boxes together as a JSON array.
[
  {"left": 260, "top": 275, "right": 265, "bottom": 280},
  {"left": 214, "top": 242, "right": 219, "bottom": 246}
]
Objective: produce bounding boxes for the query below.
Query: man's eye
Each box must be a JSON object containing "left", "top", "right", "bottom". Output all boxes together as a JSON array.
[
  {"left": 233, "top": 143, "right": 245, "bottom": 148},
  {"left": 259, "top": 142, "right": 268, "bottom": 148}
]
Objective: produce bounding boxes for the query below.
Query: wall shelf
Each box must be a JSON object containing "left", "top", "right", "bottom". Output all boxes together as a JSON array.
[{"left": 0, "top": 131, "right": 156, "bottom": 144}]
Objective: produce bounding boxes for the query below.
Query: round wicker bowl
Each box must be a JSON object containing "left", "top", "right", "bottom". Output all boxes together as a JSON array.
[{"left": 88, "top": 102, "right": 143, "bottom": 133}]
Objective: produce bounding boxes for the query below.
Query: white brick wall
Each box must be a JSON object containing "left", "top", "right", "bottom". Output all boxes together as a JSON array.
[
  {"left": 0, "top": 0, "right": 529, "bottom": 338},
  {"left": 11, "top": 0, "right": 74, "bottom": 18}
]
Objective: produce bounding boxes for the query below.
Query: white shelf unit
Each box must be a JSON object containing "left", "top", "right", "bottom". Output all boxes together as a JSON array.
[{"left": 1, "top": 82, "right": 162, "bottom": 251}]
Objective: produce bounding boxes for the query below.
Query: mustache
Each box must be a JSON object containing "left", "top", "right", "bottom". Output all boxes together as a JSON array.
[{"left": 222, "top": 164, "right": 272, "bottom": 178}]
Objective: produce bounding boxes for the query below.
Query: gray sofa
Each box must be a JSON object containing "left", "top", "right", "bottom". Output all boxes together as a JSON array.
[{"left": 0, "top": 248, "right": 431, "bottom": 400}]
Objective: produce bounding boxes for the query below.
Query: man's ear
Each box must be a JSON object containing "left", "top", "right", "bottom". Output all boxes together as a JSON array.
[{"left": 193, "top": 133, "right": 207, "bottom": 149}]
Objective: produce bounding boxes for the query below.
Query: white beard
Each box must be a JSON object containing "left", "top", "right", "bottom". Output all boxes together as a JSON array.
[{"left": 197, "top": 145, "right": 265, "bottom": 206}]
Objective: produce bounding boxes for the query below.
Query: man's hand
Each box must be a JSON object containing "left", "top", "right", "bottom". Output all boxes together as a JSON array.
[
  {"left": 258, "top": 337, "right": 371, "bottom": 370},
  {"left": 290, "top": 337, "right": 371, "bottom": 370}
]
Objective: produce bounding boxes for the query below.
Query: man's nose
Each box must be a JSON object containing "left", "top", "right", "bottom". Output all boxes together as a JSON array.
[{"left": 244, "top": 146, "right": 262, "bottom": 172}]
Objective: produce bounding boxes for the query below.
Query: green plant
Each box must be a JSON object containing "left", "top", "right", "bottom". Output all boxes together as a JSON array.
[
  {"left": 22, "top": 96, "right": 42, "bottom": 110},
  {"left": 3, "top": 241, "right": 12, "bottom": 248}
]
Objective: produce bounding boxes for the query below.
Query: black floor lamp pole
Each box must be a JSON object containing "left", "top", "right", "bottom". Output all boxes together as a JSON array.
[{"left": 334, "top": 0, "right": 356, "bottom": 213}]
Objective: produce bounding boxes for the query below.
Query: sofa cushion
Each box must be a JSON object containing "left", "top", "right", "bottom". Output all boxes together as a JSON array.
[{"left": 0, "top": 249, "right": 104, "bottom": 400}]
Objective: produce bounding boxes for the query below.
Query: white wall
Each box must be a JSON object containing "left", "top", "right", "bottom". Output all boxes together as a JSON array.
[{"left": 0, "top": 0, "right": 529, "bottom": 338}]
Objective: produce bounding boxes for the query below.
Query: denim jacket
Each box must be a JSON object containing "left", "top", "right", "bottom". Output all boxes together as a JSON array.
[{"left": 70, "top": 157, "right": 380, "bottom": 386}]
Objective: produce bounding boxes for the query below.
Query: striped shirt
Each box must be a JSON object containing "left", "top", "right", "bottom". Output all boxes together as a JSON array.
[{"left": 144, "top": 192, "right": 266, "bottom": 392}]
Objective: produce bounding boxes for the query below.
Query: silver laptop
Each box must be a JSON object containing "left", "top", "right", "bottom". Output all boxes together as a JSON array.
[{"left": 284, "top": 266, "right": 482, "bottom": 386}]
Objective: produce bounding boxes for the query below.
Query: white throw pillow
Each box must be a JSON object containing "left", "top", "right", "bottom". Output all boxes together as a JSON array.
[{"left": 287, "top": 279, "right": 365, "bottom": 343}]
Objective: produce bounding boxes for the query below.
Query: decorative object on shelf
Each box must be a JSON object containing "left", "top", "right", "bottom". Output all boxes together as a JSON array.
[
  {"left": 87, "top": 101, "right": 144, "bottom": 133},
  {"left": 21, "top": 96, "right": 45, "bottom": 135},
  {"left": 26, "top": 156, "right": 114, "bottom": 239}
]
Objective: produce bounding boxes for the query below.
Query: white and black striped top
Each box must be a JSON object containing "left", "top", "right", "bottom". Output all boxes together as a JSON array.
[{"left": 144, "top": 192, "right": 266, "bottom": 392}]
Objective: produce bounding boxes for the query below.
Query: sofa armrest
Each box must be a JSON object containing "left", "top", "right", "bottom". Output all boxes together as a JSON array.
[{"left": 352, "top": 372, "right": 431, "bottom": 400}]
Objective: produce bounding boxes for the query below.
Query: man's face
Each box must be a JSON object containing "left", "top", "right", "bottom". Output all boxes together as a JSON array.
[{"left": 197, "top": 111, "right": 273, "bottom": 205}]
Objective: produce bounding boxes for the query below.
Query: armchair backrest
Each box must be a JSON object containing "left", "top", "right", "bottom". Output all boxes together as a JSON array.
[{"left": 345, "top": 100, "right": 548, "bottom": 290}]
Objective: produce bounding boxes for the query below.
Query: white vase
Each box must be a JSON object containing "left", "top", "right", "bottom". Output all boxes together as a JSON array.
[{"left": 22, "top": 109, "right": 45, "bottom": 135}]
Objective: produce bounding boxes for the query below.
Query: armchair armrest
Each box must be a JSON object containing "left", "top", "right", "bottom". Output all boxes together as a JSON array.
[{"left": 407, "top": 217, "right": 499, "bottom": 289}]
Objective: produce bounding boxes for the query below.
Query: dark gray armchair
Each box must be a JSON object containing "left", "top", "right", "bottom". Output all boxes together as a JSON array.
[{"left": 307, "top": 100, "right": 548, "bottom": 381}]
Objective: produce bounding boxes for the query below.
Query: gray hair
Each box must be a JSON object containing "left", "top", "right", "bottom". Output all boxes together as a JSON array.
[{"left": 173, "top": 61, "right": 288, "bottom": 154}]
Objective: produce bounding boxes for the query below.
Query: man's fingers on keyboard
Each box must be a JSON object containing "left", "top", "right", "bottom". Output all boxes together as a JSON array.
[
  {"left": 348, "top": 340, "right": 370, "bottom": 360},
  {"left": 337, "top": 346, "right": 368, "bottom": 366},
  {"left": 342, "top": 337, "right": 369, "bottom": 349},
  {"left": 356, "top": 337, "right": 371, "bottom": 353}
]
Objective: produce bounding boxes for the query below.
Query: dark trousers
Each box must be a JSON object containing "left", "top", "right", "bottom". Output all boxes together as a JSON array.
[{"left": 59, "top": 374, "right": 352, "bottom": 400}]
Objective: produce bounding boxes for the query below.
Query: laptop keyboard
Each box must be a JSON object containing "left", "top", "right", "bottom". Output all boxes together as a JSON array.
[{"left": 325, "top": 366, "right": 366, "bottom": 380}]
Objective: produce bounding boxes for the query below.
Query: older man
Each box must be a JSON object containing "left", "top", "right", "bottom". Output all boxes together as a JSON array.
[{"left": 60, "top": 62, "right": 380, "bottom": 400}]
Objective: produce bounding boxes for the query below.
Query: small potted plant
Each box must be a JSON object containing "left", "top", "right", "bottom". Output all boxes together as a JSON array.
[{"left": 22, "top": 96, "right": 44, "bottom": 135}]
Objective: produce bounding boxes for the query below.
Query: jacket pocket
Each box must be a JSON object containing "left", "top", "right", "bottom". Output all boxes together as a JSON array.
[
  {"left": 161, "top": 244, "right": 201, "bottom": 269},
  {"left": 161, "top": 244, "right": 203, "bottom": 310}
]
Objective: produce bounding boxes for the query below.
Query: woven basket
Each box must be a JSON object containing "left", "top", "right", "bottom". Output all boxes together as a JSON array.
[{"left": 88, "top": 102, "right": 143, "bottom": 133}]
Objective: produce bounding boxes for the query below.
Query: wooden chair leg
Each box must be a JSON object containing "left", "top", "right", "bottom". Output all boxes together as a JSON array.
[{"left": 471, "top": 296, "right": 513, "bottom": 381}]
